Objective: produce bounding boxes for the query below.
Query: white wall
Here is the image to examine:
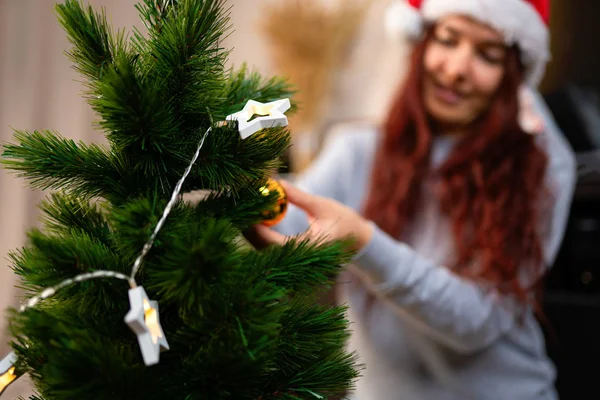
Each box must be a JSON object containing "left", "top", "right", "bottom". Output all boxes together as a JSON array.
[{"left": 223, "top": 0, "right": 411, "bottom": 126}]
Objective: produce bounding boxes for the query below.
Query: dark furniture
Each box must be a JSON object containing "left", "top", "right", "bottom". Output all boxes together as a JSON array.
[{"left": 543, "top": 89, "right": 600, "bottom": 399}]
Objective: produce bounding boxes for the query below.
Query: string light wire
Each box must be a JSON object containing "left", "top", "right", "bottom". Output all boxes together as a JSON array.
[{"left": 17, "top": 126, "right": 212, "bottom": 311}]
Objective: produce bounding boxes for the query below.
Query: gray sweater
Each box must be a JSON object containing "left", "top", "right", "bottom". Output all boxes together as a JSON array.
[{"left": 275, "top": 94, "right": 577, "bottom": 400}]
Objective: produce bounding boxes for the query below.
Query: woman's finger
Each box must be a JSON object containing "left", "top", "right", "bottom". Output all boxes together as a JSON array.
[
  {"left": 280, "top": 180, "right": 322, "bottom": 215},
  {"left": 253, "top": 225, "right": 288, "bottom": 245},
  {"left": 242, "top": 226, "right": 270, "bottom": 250},
  {"left": 243, "top": 225, "right": 287, "bottom": 249}
]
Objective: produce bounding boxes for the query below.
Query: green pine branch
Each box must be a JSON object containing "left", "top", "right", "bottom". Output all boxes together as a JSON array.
[
  {"left": 39, "top": 193, "right": 111, "bottom": 245},
  {"left": 134, "top": 214, "right": 243, "bottom": 315},
  {"left": 134, "top": 0, "right": 172, "bottom": 34},
  {"left": 191, "top": 181, "right": 282, "bottom": 229},
  {"left": 9, "top": 229, "right": 125, "bottom": 310},
  {"left": 183, "top": 125, "right": 291, "bottom": 194},
  {"left": 253, "top": 237, "right": 355, "bottom": 295},
  {"left": 1, "top": 125, "right": 290, "bottom": 203},
  {"left": 266, "top": 300, "right": 360, "bottom": 399},
  {"left": 9, "top": 308, "right": 164, "bottom": 400},
  {"left": 2, "top": 130, "right": 130, "bottom": 201},
  {"left": 164, "top": 276, "right": 285, "bottom": 399},
  {"left": 89, "top": 50, "right": 188, "bottom": 194},
  {"left": 90, "top": 50, "right": 176, "bottom": 152},
  {"left": 56, "top": 0, "right": 126, "bottom": 91},
  {"left": 133, "top": 0, "right": 231, "bottom": 129}
]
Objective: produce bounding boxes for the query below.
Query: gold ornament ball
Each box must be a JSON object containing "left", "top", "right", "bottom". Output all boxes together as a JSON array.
[{"left": 259, "top": 178, "right": 288, "bottom": 227}]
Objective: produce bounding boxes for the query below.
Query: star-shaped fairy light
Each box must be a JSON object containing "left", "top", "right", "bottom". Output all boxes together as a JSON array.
[
  {"left": 0, "top": 352, "right": 19, "bottom": 395},
  {"left": 226, "top": 98, "right": 291, "bottom": 139},
  {"left": 124, "top": 286, "right": 169, "bottom": 366}
]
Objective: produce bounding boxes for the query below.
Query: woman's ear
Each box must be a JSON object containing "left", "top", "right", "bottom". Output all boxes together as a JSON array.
[{"left": 518, "top": 85, "right": 545, "bottom": 134}]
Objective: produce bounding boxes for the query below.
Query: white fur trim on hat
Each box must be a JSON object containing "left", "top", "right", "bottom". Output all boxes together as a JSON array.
[
  {"left": 385, "top": 0, "right": 550, "bottom": 87},
  {"left": 384, "top": 0, "right": 423, "bottom": 40}
]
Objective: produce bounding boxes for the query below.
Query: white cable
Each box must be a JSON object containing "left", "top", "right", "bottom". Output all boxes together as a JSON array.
[
  {"left": 18, "top": 271, "right": 130, "bottom": 312},
  {"left": 18, "top": 126, "right": 212, "bottom": 308},
  {"left": 129, "top": 126, "right": 211, "bottom": 283}
]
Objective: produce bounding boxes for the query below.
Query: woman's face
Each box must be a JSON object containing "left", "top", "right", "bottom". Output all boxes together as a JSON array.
[{"left": 422, "top": 15, "right": 508, "bottom": 128}]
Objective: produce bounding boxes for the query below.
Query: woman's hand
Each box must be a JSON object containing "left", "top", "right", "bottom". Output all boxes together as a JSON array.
[{"left": 245, "top": 181, "right": 373, "bottom": 251}]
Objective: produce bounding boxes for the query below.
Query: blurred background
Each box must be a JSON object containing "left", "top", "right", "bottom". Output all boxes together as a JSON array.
[{"left": 0, "top": 0, "right": 599, "bottom": 398}]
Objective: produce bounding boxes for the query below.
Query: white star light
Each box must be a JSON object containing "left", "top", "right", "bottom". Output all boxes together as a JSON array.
[
  {"left": 0, "top": 352, "right": 19, "bottom": 395},
  {"left": 226, "top": 98, "right": 291, "bottom": 139},
  {"left": 124, "top": 286, "right": 169, "bottom": 366}
]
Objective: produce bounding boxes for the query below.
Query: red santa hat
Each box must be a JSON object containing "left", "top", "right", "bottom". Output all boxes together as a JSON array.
[{"left": 384, "top": 0, "right": 551, "bottom": 87}]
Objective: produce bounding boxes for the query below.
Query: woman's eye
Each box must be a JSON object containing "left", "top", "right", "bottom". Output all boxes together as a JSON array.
[
  {"left": 478, "top": 50, "right": 505, "bottom": 65},
  {"left": 433, "top": 35, "right": 457, "bottom": 47}
]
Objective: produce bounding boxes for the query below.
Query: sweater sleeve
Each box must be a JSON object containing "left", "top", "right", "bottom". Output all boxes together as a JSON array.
[
  {"left": 351, "top": 96, "right": 577, "bottom": 354},
  {"left": 273, "top": 128, "right": 369, "bottom": 237}
]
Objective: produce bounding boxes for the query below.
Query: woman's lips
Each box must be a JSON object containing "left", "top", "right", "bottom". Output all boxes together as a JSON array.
[{"left": 433, "top": 82, "right": 464, "bottom": 105}]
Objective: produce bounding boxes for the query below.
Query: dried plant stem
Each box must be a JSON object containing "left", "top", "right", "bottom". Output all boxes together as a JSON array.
[{"left": 260, "top": 0, "right": 376, "bottom": 171}]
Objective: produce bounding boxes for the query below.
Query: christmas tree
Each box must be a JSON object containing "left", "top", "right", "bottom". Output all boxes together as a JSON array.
[{"left": 0, "top": 1, "right": 358, "bottom": 399}]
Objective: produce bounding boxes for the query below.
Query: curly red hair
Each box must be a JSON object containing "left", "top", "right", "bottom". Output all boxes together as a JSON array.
[{"left": 362, "top": 28, "right": 549, "bottom": 306}]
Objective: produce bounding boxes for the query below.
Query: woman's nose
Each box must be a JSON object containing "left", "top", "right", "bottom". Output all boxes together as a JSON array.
[{"left": 441, "top": 46, "right": 471, "bottom": 83}]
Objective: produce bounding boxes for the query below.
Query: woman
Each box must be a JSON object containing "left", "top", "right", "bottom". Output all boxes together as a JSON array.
[{"left": 247, "top": 0, "right": 576, "bottom": 399}]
